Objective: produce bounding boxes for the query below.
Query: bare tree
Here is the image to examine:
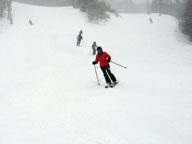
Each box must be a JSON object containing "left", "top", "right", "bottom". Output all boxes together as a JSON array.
[
  {"left": 7, "top": 0, "right": 13, "bottom": 24},
  {"left": 0, "top": 0, "right": 13, "bottom": 24},
  {"left": 0, "top": 0, "right": 6, "bottom": 17}
]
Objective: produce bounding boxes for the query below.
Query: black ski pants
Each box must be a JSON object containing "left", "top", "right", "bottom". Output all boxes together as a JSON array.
[
  {"left": 100, "top": 65, "right": 117, "bottom": 84},
  {"left": 77, "top": 40, "right": 81, "bottom": 46}
]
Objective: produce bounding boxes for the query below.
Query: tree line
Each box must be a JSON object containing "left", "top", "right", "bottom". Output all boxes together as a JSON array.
[
  {"left": 151, "top": 0, "right": 192, "bottom": 41},
  {"left": 151, "top": 0, "right": 185, "bottom": 18}
]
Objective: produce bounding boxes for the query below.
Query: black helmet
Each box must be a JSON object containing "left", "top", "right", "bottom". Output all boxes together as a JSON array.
[{"left": 97, "top": 46, "right": 102, "bottom": 52}]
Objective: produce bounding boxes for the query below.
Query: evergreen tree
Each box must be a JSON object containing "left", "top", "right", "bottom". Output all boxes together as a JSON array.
[
  {"left": 180, "top": 0, "right": 192, "bottom": 40},
  {"left": 73, "top": 0, "right": 116, "bottom": 21},
  {"left": 151, "top": 0, "right": 184, "bottom": 17}
]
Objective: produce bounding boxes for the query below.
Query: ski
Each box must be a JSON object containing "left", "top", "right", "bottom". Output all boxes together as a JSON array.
[
  {"left": 105, "top": 85, "right": 110, "bottom": 88},
  {"left": 105, "top": 84, "right": 112, "bottom": 88},
  {"left": 109, "top": 82, "right": 118, "bottom": 88},
  {"left": 105, "top": 81, "right": 119, "bottom": 88}
]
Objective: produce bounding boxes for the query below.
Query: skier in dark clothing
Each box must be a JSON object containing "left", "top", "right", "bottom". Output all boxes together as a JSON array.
[
  {"left": 77, "top": 34, "right": 83, "bottom": 46},
  {"left": 149, "top": 18, "right": 153, "bottom": 24},
  {"left": 92, "top": 41, "right": 97, "bottom": 55},
  {"left": 29, "top": 19, "right": 33, "bottom": 25},
  {"left": 92, "top": 47, "right": 117, "bottom": 86}
]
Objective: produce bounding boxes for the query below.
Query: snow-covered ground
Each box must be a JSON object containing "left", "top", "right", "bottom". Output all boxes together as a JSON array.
[{"left": 0, "top": 2, "right": 192, "bottom": 144}]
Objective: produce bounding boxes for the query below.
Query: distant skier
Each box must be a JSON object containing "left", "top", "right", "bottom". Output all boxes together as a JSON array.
[
  {"left": 29, "top": 19, "right": 33, "bottom": 25},
  {"left": 92, "top": 41, "right": 97, "bottom": 55},
  {"left": 76, "top": 29, "right": 83, "bottom": 46},
  {"left": 76, "top": 34, "right": 83, "bottom": 46},
  {"left": 149, "top": 18, "right": 153, "bottom": 24},
  {"left": 92, "top": 46, "right": 117, "bottom": 86}
]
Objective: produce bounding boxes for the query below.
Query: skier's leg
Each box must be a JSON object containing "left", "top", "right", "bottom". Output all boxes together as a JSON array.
[
  {"left": 106, "top": 65, "right": 117, "bottom": 83},
  {"left": 93, "top": 48, "right": 96, "bottom": 55},
  {"left": 77, "top": 39, "right": 81, "bottom": 46},
  {"left": 101, "top": 66, "right": 112, "bottom": 84}
]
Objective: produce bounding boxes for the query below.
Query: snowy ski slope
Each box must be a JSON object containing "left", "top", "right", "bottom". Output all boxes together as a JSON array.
[{"left": 0, "top": 2, "right": 192, "bottom": 144}]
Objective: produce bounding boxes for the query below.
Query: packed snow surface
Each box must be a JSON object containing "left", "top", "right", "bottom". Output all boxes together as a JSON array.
[{"left": 0, "top": 2, "right": 192, "bottom": 144}]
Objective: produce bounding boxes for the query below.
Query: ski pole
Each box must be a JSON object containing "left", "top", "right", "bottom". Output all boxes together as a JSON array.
[
  {"left": 111, "top": 61, "right": 127, "bottom": 69},
  {"left": 89, "top": 48, "right": 92, "bottom": 55},
  {"left": 94, "top": 65, "right": 100, "bottom": 85}
]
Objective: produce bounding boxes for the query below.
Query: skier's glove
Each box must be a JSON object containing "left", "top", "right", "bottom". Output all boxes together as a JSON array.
[
  {"left": 107, "top": 57, "right": 111, "bottom": 63},
  {"left": 92, "top": 61, "right": 96, "bottom": 65}
]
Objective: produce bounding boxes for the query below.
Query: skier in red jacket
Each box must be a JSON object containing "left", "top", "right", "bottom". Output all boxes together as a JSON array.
[{"left": 92, "top": 47, "right": 117, "bottom": 85}]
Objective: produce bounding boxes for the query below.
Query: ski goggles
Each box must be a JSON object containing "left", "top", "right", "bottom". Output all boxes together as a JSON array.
[{"left": 97, "top": 49, "right": 102, "bottom": 52}]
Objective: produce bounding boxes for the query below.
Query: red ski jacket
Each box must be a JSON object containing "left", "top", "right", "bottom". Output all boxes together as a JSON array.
[{"left": 95, "top": 52, "right": 111, "bottom": 67}]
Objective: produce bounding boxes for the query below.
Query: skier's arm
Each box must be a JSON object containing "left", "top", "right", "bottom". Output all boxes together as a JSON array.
[
  {"left": 107, "top": 56, "right": 111, "bottom": 62},
  {"left": 105, "top": 52, "right": 111, "bottom": 62},
  {"left": 92, "top": 55, "right": 99, "bottom": 65}
]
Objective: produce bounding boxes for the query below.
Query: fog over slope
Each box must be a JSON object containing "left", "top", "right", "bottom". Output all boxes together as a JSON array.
[
  {"left": 12, "top": 0, "right": 151, "bottom": 13},
  {"left": 13, "top": 0, "right": 72, "bottom": 6}
]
